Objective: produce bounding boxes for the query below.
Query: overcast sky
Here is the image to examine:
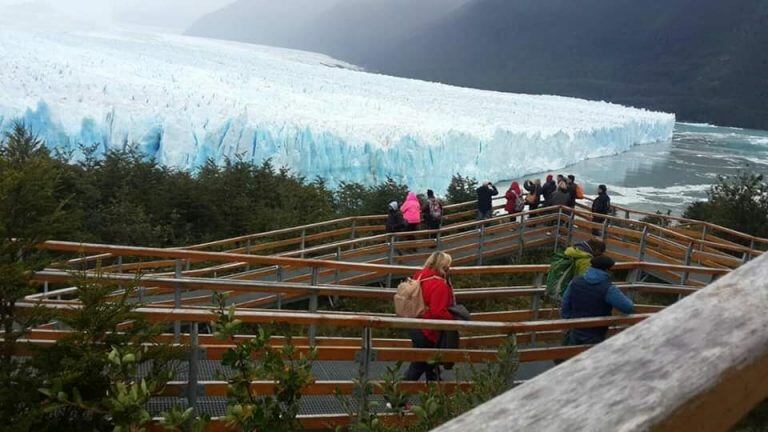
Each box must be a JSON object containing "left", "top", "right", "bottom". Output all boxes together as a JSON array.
[{"left": 0, "top": 0, "right": 236, "bottom": 30}]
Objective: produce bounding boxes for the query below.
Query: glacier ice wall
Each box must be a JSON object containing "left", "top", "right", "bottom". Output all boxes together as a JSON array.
[{"left": 0, "top": 26, "right": 675, "bottom": 192}]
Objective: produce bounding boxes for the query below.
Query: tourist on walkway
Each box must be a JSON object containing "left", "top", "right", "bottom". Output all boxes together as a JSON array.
[
  {"left": 476, "top": 181, "right": 499, "bottom": 220},
  {"left": 422, "top": 189, "right": 444, "bottom": 230},
  {"left": 523, "top": 179, "right": 542, "bottom": 211},
  {"left": 400, "top": 192, "right": 422, "bottom": 231},
  {"left": 386, "top": 201, "right": 406, "bottom": 233},
  {"left": 404, "top": 252, "right": 455, "bottom": 381},
  {"left": 591, "top": 184, "right": 611, "bottom": 236},
  {"left": 504, "top": 181, "right": 524, "bottom": 221},
  {"left": 565, "top": 239, "right": 606, "bottom": 278},
  {"left": 548, "top": 180, "right": 571, "bottom": 207},
  {"left": 560, "top": 256, "right": 634, "bottom": 347},
  {"left": 541, "top": 174, "right": 556, "bottom": 204},
  {"left": 566, "top": 175, "right": 580, "bottom": 207}
]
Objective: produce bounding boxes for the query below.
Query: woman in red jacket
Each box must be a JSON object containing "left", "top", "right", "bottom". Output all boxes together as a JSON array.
[
  {"left": 504, "top": 181, "right": 523, "bottom": 222},
  {"left": 404, "top": 251, "right": 454, "bottom": 381}
]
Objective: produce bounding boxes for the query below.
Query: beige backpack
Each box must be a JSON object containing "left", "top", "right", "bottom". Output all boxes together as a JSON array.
[{"left": 394, "top": 276, "right": 439, "bottom": 318}]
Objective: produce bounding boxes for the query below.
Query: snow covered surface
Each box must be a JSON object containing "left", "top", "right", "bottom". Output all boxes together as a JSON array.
[{"left": 0, "top": 22, "right": 675, "bottom": 191}]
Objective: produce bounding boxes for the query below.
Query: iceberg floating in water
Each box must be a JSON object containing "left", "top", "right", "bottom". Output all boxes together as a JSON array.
[{"left": 0, "top": 25, "right": 675, "bottom": 191}]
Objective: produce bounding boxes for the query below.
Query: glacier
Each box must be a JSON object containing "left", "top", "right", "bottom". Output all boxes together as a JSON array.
[{"left": 0, "top": 24, "right": 675, "bottom": 192}]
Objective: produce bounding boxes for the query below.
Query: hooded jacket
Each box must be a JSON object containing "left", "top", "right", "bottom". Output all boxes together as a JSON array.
[
  {"left": 561, "top": 268, "right": 635, "bottom": 339},
  {"left": 548, "top": 183, "right": 571, "bottom": 207},
  {"left": 592, "top": 191, "right": 611, "bottom": 215},
  {"left": 541, "top": 176, "right": 556, "bottom": 202},
  {"left": 413, "top": 267, "right": 454, "bottom": 344},
  {"left": 476, "top": 184, "right": 499, "bottom": 212},
  {"left": 400, "top": 192, "right": 422, "bottom": 224},
  {"left": 504, "top": 182, "right": 523, "bottom": 213}
]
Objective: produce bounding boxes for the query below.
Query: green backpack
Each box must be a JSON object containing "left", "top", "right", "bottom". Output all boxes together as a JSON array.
[{"left": 545, "top": 252, "right": 576, "bottom": 300}]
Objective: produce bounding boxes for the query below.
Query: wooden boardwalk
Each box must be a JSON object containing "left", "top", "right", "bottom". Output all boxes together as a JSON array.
[{"left": 18, "top": 196, "right": 767, "bottom": 429}]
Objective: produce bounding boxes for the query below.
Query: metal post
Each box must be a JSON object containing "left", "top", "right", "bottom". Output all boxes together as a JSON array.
[
  {"left": 530, "top": 272, "right": 544, "bottom": 345},
  {"left": 436, "top": 228, "right": 443, "bottom": 250},
  {"left": 335, "top": 246, "right": 342, "bottom": 284},
  {"left": 566, "top": 211, "right": 575, "bottom": 246},
  {"left": 187, "top": 322, "right": 199, "bottom": 413},
  {"left": 601, "top": 219, "right": 609, "bottom": 242},
  {"left": 518, "top": 217, "right": 527, "bottom": 261},
  {"left": 553, "top": 208, "right": 563, "bottom": 252},
  {"left": 116, "top": 256, "right": 123, "bottom": 273},
  {"left": 638, "top": 227, "right": 649, "bottom": 261},
  {"left": 245, "top": 239, "right": 252, "bottom": 271},
  {"left": 174, "top": 259, "right": 182, "bottom": 343},
  {"left": 625, "top": 210, "right": 630, "bottom": 219},
  {"left": 681, "top": 243, "right": 694, "bottom": 286},
  {"left": 350, "top": 219, "right": 357, "bottom": 240},
  {"left": 386, "top": 235, "right": 396, "bottom": 288},
  {"left": 300, "top": 229, "right": 307, "bottom": 258},
  {"left": 743, "top": 239, "right": 755, "bottom": 263},
  {"left": 309, "top": 267, "right": 319, "bottom": 346},
  {"left": 43, "top": 281, "right": 49, "bottom": 295},
  {"left": 356, "top": 327, "right": 373, "bottom": 424},
  {"left": 700, "top": 225, "right": 709, "bottom": 252},
  {"left": 477, "top": 222, "right": 486, "bottom": 266},
  {"left": 276, "top": 266, "right": 283, "bottom": 309}
]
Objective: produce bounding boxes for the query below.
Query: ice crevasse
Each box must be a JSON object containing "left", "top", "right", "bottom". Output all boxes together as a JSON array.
[{"left": 0, "top": 26, "right": 675, "bottom": 192}]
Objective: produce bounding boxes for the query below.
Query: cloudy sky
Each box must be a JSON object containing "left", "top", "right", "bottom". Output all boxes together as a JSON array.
[{"left": 0, "top": 0, "right": 236, "bottom": 30}]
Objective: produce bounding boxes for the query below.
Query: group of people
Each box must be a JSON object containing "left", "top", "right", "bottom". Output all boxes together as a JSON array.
[
  {"left": 496, "top": 174, "right": 611, "bottom": 221},
  {"left": 386, "top": 189, "right": 444, "bottom": 234}
]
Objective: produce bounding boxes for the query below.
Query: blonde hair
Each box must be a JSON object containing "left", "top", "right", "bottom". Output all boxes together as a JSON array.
[{"left": 423, "top": 251, "right": 452, "bottom": 276}]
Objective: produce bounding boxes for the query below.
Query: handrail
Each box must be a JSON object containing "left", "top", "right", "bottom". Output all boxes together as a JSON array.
[{"left": 431, "top": 252, "right": 768, "bottom": 432}]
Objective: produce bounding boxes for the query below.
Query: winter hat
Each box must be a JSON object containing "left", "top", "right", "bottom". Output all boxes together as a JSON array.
[
  {"left": 598, "top": 184, "right": 607, "bottom": 193},
  {"left": 575, "top": 241, "right": 593, "bottom": 255},
  {"left": 546, "top": 174, "right": 553, "bottom": 182},
  {"left": 591, "top": 256, "right": 615, "bottom": 271},
  {"left": 427, "top": 189, "right": 435, "bottom": 198},
  {"left": 389, "top": 201, "right": 398, "bottom": 211}
]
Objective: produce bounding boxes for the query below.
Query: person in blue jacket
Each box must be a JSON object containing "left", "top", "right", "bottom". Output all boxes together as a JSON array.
[{"left": 560, "top": 255, "right": 634, "bottom": 347}]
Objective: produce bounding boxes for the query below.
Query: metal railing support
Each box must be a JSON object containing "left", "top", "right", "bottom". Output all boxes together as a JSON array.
[
  {"left": 276, "top": 266, "right": 283, "bottom": 310},
  {"left": 601, "top": 219, "right": 610, "bottom": 242},
  {"left": 477, "top": 222, "right": 486, "bottom": 266},
  {"left": 350, "top": 219, "right": 357, "bottom": 240},
  {"left": 566, "top": 211, "right": 575, "bottom": 246},
  {"left": 355, "top": 327, "right": 374, "bottom": 424},
  {"left": 624, "top": 209, "right": 630, "bottom": 219},
  {"left": 530, "top": 272, "right": 544, "bottom": 345},
  {"left": 335, "top": 246, "right": 342, "bottom": 285},
  {"left": 309, "top": 267, "right": 319, "bottom": 346},
  {"left": 187, "top": 322, "right": 200, "bottom": 413},
  {"left": 386, "top": 235, "right": 396, "bottom": 288},
  {"left": 743, "top": 239, "right": 756, "bottom": 263},
  {"left": 553, "top": 208, "right": 563, "bottom": 252},
  {"left": 517, "top": 216, "right": 527, "bottom": 261},
  {"left": 638, "top": 227, "right": 649, "bottom": 261},
  {"left": 300, "top": 229, "right": 307, "bottom": 258},
  {"left": 173, "top": 259, "right": 183, "bottom": 343},
  {"left": 245, "top": 239, "right": 252, "bottom": 271},
  {"left": 681, "top": 243, "right": 694, "bottom": 286}
]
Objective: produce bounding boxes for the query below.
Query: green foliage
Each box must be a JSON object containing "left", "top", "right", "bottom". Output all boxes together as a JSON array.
[
  {"left": 33, "top": 275, "right": 185, "bottom": 431},
  {"left": 211, "top": 293, "right": 315, "bottom": 432},
  {"left": 445, "top": 174, "right": 478, "bottom": 204},
  {"left": 683, "top": 172, "right": 768, "bottom": 241},
  {"left": 334, "top": 177, "right": 410, "bottom": 216}
]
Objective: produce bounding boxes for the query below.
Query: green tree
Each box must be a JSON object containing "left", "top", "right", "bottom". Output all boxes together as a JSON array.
[
  {"left": 0, "top": 122, "right": 71, "bottom": 430},
  {"left": 683, "top": 172, "right": 768, "bottom": 240},
  {"left": 445, "top": 174, "right": 478, "bottom": 204}
]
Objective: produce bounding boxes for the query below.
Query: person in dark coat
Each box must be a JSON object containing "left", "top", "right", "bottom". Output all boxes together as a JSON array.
[
  {"left": 591, "top": 184, "right": 611, "bottom": 236},
  {"left": 422, "top": 189, "right": 444, "bottom": 230},
  {"left": 559, "top": 256, "right": 634, "bottom": 351},
  {"left": 566, "top": 175, "right": 578, "bottom": 208},
  {"left": 548, "top": 181, "right": 571, "bottom": 207},
  {"left": 541, "top": 174, "right": 556, "bottom": 204},
  {"left": 476, "top": 182, "right": 499, "bottom": 219},
  {"left": 386, "top": 201, "right": 406, "bottom": 233},
  {"left": 523, "top": 179, "right": 542, "bottom": 211}
]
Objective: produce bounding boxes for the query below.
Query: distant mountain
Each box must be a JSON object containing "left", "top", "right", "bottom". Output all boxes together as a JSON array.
[
  {"left": 364, "top": 0, "right": 768, "bottom": 129},
  {"left": 188, "top": 0, "right": 768, "bottom": 129},
  {"left": 185, "top": 0, "right": 469, "bottom": 64}
]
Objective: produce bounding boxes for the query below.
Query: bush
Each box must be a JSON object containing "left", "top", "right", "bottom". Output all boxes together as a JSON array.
[{"left": 445, "top": 174, "right": 478, "bottom": 204}]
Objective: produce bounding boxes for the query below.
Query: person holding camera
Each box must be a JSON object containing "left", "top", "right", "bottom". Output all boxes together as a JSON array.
[{"left": 476, "top": 181, "right": 499, "bottom": 220}]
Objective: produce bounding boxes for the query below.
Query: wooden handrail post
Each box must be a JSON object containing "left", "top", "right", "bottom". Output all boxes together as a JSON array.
[
  {"left": 553, "top": 208, "right": 563, "bottom": 252},
  {"left": 187, "top": 321, "right": 200, "bottom": 413},
  {"left": 174, "top": 259, "right": 183, "bottom": 343},
  {"left": 309, "top": 267, "right": 319, "bottom": 346}
]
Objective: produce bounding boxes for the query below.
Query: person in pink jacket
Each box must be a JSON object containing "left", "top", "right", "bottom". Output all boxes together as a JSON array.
[{"left": 400, "top": 192, "right": 422, "bottom": 230}]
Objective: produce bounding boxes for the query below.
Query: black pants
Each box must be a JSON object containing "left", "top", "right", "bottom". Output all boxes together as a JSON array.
[{"left": 404, "top": 329, "right": 440, "bottom": 381}]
